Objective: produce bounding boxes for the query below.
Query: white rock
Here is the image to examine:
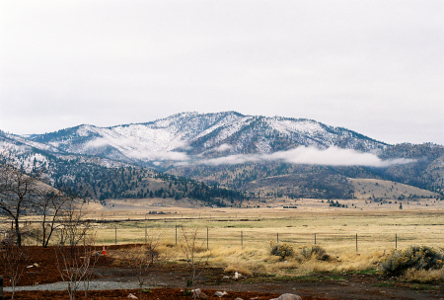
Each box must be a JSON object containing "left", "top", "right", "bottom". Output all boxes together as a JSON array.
[
  {"left": 270, "top": 293, "right": 302, "bottom": 300},
  {"left": 127, "top": 293, "right": 138, "bottom": 299},
  {"left": 192, "top": 288, "right": 208, "bottom": 299},
  {"left": 214, "top": 291, "right": 228, "bottom": 297}
]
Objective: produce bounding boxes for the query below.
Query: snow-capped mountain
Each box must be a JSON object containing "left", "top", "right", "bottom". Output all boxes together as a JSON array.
[
  {"left": 21, "top": 111, "right": 386, "bottom": 166},
  {"left": 1, "top": 112, "right": 443, "bottom": 201}
]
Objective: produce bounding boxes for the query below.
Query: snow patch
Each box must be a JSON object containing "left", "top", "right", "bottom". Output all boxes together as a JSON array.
[{"left": 215, "top": 144, "right": 232, "bottom": 152}]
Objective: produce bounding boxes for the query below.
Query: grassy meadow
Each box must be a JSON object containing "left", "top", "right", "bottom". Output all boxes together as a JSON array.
[
  {"left": 85, "top": 204, "right": 443, "bottom": 279},
  {"left": 92, "top": 207, "right": 444, "bottom": 252},
  {"left": 5, "top": 198, "right": 443, "bottom": 283}
]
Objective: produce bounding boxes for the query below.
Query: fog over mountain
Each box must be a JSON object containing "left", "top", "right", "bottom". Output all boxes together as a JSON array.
[
  {"left": 3, "top": 111, "right": 402, "bottom": 167},
  {"left": 197, "top": 146, "right": 415, "bottom": 168}
]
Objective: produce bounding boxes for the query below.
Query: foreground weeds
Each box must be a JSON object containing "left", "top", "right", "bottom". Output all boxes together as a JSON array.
[
  {"left": 156, "top": 242, "right": 387, "bottom": 278},
  {"left": 402, "top": 268, "right": 444, "bottom": 283},
  {"left": 112, "top": 241, "right": 444, "bottom": 286}
]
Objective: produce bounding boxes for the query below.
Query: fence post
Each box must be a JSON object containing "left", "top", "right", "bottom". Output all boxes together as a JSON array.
[
  {"left": 356, "top": 233, "right": 358, "bottom": 252},
  {"left": 314, "top": 233, "right": 317, "bottom": 245},
  {"left": 241, "top": 231, "right": 243, "bottom": 249},
  {"left": 395, "top": 233, "right": 397, "bottom": 249},
  {"left": 175, "top": 225, "right": 178, "bottom": 245},
  {"left": 207, "top": 227, "right": 209, "bottom": 249},
  {"left": 0, "top": 275, "right": 3, "bottom": 300},
  {"left": 145, "top": 224, "right": 147, "bottom": 244},
  {"left": 277, "top": 233, "right": 279, "bottom": 243},
  {"left": 115, "top": 226, "right": 117, "bottom": 245}
]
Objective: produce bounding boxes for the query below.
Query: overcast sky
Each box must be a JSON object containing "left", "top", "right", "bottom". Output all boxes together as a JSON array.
[{"left": 1, "top": 0, "right": 443, "bottom": 145}]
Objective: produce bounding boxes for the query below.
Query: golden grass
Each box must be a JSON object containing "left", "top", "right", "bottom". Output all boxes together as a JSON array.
[
  {"left": 15, "top": 207, "right": 444, "bottom": 257},
  {"left": 102, "top": 235, "right": 443, "bottom": 282},
  {"left": 402, "top": 268, "right": 444, "bottom": 283},
  {"left": 144, "top": 241, "right": 387, "bottom": 278},
  {"left": 87, "top": 209, "right": 444, "bottom": 257},
  {"left": 160, "top": 209, "right": 441, "bottom": 278},
  {"left": 6, "top": 205, "right": 444, "bottom": 279},
  {"left": 349, "top": 178, "right": 436, "bottom": 200}
]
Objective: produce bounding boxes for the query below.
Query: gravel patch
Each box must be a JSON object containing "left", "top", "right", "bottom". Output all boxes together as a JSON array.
[{"left": 4, "top": 280, "right": 141, "bottom": 292}]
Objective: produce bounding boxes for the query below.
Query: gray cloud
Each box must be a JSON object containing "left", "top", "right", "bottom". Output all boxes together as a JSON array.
[
  {"left": 0, "top": 1, "right": 442, "bottom": 145},
  {"left": 198, "top": 146, "right": 415, "bottom": 167}
]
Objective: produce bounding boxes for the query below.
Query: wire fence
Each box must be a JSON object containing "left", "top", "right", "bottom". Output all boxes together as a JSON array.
[
  {"left": 90, "top": 225, "right": 444, "bottom": 254},
  {"left": 2, "top": 219, "right": 443, "bottom": 253}
]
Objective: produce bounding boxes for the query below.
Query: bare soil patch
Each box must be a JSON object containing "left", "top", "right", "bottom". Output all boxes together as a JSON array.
[
  {"left": 3, "top": 289, "right": 333, "bottom": 300},
  {"left": 1, "top": 245, "right": 443, "bottom": 300}
]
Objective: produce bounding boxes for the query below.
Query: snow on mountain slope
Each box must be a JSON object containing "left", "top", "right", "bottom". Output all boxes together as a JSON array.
[
  {"left": 0, "top": 133, "right": 50, "bottom": 173},
  {"left": 19, "top": 111, "right": 386, "bottom": 165},
  {"left": 2, "top": 132, "right": 60, "bottom": 154},
  {"left": 267, "top": 118, "right": 324, "bottom": 135}
]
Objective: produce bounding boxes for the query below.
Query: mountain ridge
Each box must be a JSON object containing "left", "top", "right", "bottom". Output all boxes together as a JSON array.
[
  {"left": 0, "top": 111, "right": 443, "bottom": 202},
  {"left": 19, "top": 111, "right": 389, "bottom": 164}
]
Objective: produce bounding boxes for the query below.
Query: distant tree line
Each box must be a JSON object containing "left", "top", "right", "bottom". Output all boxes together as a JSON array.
[{"left": 50, "top": 164, "right": 249, "bottom": 207}]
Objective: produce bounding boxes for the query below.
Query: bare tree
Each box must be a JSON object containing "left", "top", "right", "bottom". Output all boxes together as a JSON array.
[
  {"left": 38, "top": 188, "right": 70, "bottom": 247},
  {"left": 55, "top": 199, "right": 98, "bottom": 300},
  {"left": 180, "top": 228, "right": 211, "bottom": 299},
  {"left": 127, "top": 229, "right": 163, "bottom": 299},
  {"left": 0, "top": 160, "right": 40, "bottom": 247},
  {"left": 0, "top": 227, "right": 28, "bottom": 299}
]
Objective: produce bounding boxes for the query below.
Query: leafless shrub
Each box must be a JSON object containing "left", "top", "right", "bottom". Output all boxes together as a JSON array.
[
  {"left": 54, "top": 199, "right": 98, "bottom": 300},
  {"left": 0, "top": 155, "right": 41, "bottom": 247},
  {"left": 0, "top": 230, "right": 28, "bottom": 299},
  {"left": 38, "top": 188, "right": 70, "bottom": 247},
  {"left": 180, "top": 228, "right": 210, "bottom": 298},
  {"left": 127, "top": 231, "right": 163, "bottom": 299}
]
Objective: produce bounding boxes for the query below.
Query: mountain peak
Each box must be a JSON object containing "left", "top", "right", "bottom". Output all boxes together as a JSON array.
[
  {"left": 12, "top": 111, "right": 386, "bottom": 165},
  {"left": 2, "top": 111, "right": 442, "bottom": 202}
]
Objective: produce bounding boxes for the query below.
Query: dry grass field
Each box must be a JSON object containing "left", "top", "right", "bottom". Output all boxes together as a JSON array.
[
  {"left": 4, "top": 199, "right": 443, "bottom": 295},
  {"left": 91, "top": 209, "right": 444, "bottom": 250},
  {"left": 75, "top": 201, "right": 444, "bottom": 280},
  {"left": 79, "top": 197, "right": 444, "bottom": 251},
  {"left": 15, "top": 197, "right": 444, "bottom": 254},
  {"left": 350, "top": 178, "right": 436, "bottom": 200}
]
